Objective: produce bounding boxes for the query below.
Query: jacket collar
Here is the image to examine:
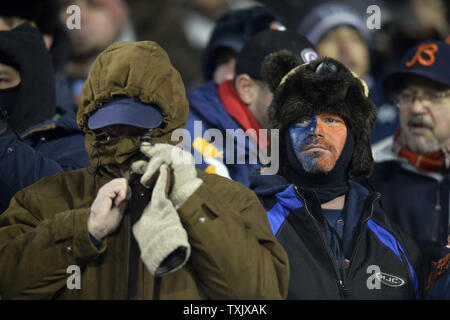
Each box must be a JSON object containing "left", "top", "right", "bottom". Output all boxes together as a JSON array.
[
  {"left": 20, "top": 112, "right": 81, "bottom": 139},
  {"left": 249, "top": 171, "right": 290, "bottom": 197},
  {"left": 295, "top": 180, "right": 380, "bottom": 259},
  {"left": 252, "top": 171, "right": 382, "bottom": 257},
  {"left": 295, "top": 180, "right": 378, "bottom": 221}
]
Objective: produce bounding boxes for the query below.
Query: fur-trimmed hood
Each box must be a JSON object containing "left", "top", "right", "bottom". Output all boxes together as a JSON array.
[{"left": 261, "top": 52, "right": 377, "bottom": 178}]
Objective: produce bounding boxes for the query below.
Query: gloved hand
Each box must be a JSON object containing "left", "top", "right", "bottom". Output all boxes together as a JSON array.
[
  {"left": 132, "top": 164, "right": 191, "bottom": 276},
  {"left": 132, "top": 142, "right": 203, "bottom": 209}
]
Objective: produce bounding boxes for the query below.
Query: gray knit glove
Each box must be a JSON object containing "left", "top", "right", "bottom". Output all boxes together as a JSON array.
[
  {"left": 131, "top": 164, "right": 191, "bottom": 276},
  {"left": 135, "top": 142, "right": 203, "bottom": 209}
]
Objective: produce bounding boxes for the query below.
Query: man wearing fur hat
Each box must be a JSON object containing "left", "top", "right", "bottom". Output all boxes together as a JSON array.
[
  {"left": 0, "top": 41, "right": 288, "bottom": 299},
  {"left": 249, "top": 51, "right": 426, "bottom": 299},
  {"left": 186, "top": 29, "right": 318, "bottom": 187}
]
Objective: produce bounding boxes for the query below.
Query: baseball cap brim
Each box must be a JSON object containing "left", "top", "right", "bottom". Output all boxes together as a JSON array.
[
  {"left": 88, "top": 97, "right": 163, "bottom": 130},
  {"left": 384, "top": 69, "right": 450, "bottom": 92}
]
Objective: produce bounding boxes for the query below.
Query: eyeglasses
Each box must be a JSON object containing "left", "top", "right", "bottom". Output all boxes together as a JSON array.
[{"left": 396, "top": 90, "right": 450, "bottom": 107}]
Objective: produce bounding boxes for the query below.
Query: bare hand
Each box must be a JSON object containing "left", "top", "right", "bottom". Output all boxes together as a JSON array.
[{"left": 88, "top": 178, "right": 131, "bottom": 239}]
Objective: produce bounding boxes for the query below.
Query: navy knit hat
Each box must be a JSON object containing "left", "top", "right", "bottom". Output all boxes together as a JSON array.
[
  {"left": 235, "top": 30, "right": 318, "bottom": 80},
  {"left": 297, "top": 2, "right": 371, "bottom": 46},
  {"left": 383, "top": 40, "right": 450, "bottom": 92},
  {"left": 202, "top": 6, "right": 284, "bottom": 81}
]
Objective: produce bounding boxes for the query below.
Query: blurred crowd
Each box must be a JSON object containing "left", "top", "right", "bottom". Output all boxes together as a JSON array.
[{"left": 2, "top": 0, "right": 449, "bottom": 139}]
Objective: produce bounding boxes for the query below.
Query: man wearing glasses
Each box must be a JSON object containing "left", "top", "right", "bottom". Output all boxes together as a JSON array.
[{"left": 369, "top": 41, "right": 450, "bottom": 299}]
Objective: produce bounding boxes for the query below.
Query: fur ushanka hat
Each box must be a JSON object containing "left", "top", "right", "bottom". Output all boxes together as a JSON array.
[{"left": 261, "top": 51, "right": 377, "bottom": 178}]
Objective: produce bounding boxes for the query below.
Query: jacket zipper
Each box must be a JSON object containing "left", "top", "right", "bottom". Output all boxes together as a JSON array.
[
  {"left": 435, "top": 181, "right": 441, "bottom": 211},
  {"left": 294, "top": 186, "right": 348, "bottom": 299},
  {"left": 126, "top": 215, "right": 131, "bottom": 298},
  {"left": 346, "top": 192, "right": 381, "bottom": 277}
]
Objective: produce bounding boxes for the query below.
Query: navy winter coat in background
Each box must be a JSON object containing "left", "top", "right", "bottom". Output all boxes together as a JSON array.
[
  {"left": 0, "top": 112, "right": 88, "bottom": 213},
  {"left": 369, "top": 143, "right": 449, "bottom": 265}
]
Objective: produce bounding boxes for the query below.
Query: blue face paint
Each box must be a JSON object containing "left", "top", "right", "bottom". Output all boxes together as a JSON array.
[{"left": 288, "top": 115, "right": 319, "bottom": 172}]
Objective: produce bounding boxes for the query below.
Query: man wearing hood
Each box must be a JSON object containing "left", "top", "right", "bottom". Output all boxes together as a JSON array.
[
  {"left": 0, "top": 24, "right": 88, "bottom": 213},
  {"left": 249, "top": 52, "right": 426, "bottom": 299},
  {"left": 0, "top": 41, "right": 288, "bottom": 299}
]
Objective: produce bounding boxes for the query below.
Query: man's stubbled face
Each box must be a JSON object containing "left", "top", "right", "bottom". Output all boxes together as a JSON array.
[{"left": 289, "top": 113, "right": 347, "bottom": 173}]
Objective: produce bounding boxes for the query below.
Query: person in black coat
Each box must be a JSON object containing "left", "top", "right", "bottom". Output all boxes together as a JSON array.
[
  {"left": 369, "top": 40, "right": 450, "bottom": 299},
  {"left": 249, "top": 52, "right": 427, "bottom": 299}
]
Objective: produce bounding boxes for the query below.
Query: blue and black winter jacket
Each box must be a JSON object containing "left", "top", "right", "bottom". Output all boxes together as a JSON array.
[{"left": 250, "top": 172, "right": 427, "bottom": 299}]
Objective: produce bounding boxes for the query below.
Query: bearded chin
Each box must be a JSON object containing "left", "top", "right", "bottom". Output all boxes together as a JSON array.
[
  {"left": 299, "top": 152, "right": 336, "bottom": 173},
  {"left": 407, "top": 136, "right": 439, "bottom": 154}
]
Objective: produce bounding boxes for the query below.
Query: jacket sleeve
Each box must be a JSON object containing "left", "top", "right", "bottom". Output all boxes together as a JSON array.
[
  {"left": 0, "top": 191, "right": 106, "bottom": 299},
  {"left": 0, "top": 135, "right": 63, "bottom": 212},
  {"left": 177, "top": 173, "right": 289, "bottom": 299}
]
